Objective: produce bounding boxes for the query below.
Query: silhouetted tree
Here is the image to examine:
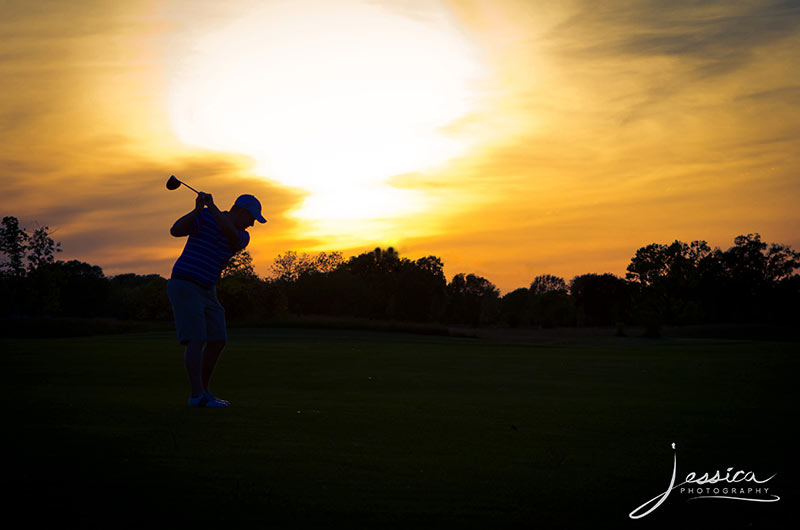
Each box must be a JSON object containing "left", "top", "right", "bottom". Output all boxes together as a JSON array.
[
  {"left": 626, "top": 240, "right": 711, "bottom": 326},
  {"left": 108, "top": 273, "right": 170, "bottom": 320},
  {"left": 313, "top": 251, "right": 344, "bottom": 274},
  {"left": 446, "top": 273, "right": 500, "bottom": 327},
  {"left": 525, "top": 274, "right": 572, "bottom": 328},
  {"left": 219, "top": 249, "right": 261, "bottom": 320},
  {"left": 627, "top": 234, "right": 800, "bottom": 326},
  {"left": 766, "top": 243, "right": 800, "bottom": 282},
  {"left": 500, "top": 288, "right": 532, "bottom": 328},
  {"left": 222, "top": 249, "right": 257, "bottom": 279},
  {"left": 724, "top": 234, "right": 768, "bottom": 294},
  {"left": 346, "top": 247, "right": 403, "bottom": 318},
  {"left": 770, "top": 274, "right": 800, "bottom": 325},
  {"left": 270, "top": 250, "right": 343, "bottom": 282},
  {"left": 273, "top": 250, "right": 367, "bottom": 316},
  {"left": 0, "top": 216, "right": 28, "bottom": 278},
  {"left": 219, "top": 250, "right": 294, "bottom": 322},
  {"left": 570, "top": 273, "right": 631, "bottom": 326},
  {"left": 716, "top": 234, "right": 800, "bottom": 322},
  {"left": 1, "top": 216, "right": 28, "bottom": 316},
  {"left": 395, "top": 256, "right": 447, "bottom": 322},
  {"left": 22, "top": 260, "right": 108, "bottom": 317},
  {"left": 530, "top": 274, "right": 568, "bottom": 295},
  {"left": 26, "top": 225, "right": 62, "bottom": 272},
  {"left": 279, "top": 248, "right": 448, "bottom": 322},
  {"left": 270, "top": 250, "right": 311, "bottom": 282},
  {"left": 2, "top": 219, "right": 67, "bottom": 316}
]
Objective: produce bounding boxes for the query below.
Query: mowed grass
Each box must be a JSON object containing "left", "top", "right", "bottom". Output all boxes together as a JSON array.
[{"left": 4, "top": 329, "right": 797, "bottom": 529}]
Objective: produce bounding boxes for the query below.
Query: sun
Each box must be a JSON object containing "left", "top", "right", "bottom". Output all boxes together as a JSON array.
[{"left": 167, "top": 0, "right": 486, "bottom": 225}]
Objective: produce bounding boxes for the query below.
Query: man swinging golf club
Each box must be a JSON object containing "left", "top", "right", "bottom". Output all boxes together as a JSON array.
[{"left": 167, "top": 179, "right": 267, "bottom": 407}]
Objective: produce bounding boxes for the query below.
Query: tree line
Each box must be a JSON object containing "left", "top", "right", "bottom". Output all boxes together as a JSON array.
[{"left": 2, "top": 215, "right": 798, "bottom": 332}]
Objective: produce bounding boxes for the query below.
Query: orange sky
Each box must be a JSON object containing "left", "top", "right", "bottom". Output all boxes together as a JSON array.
[{"left": 2, "top": 0, "right": 799, "bottom": 293}]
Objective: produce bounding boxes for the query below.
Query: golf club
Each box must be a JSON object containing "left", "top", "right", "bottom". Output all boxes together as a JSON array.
[{"left": 166, "top": 175, "right": 210, "bottom": 203}]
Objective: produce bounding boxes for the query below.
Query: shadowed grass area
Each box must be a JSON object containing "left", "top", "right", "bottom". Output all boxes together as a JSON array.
[{"left": 4, "top": 329, "right": 797, "bottom": 528}]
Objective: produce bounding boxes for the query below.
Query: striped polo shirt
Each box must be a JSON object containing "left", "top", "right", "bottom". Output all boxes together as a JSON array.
[{"left": 171, "top": 209, "right": 250, "bottom": 287}]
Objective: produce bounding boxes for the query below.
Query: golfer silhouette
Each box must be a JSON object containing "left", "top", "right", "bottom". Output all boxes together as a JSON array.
[{"left": 167, "top": 191, "right": 266, "bottom": 407}]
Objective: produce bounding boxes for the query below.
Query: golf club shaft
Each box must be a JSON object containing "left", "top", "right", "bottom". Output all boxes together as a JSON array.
[
  {"left": 168, "top": 175, "right": 209, "bottom": 203},
  {"left": 180, "top": 180, "right": 201, "bottom": 195}
]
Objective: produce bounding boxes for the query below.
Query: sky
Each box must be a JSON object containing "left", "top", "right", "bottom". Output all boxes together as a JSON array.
[{"left": 2, "top": 0, "right": 799, "bottom": 294}]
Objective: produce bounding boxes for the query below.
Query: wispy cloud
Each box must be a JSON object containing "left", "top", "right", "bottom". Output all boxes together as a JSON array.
[{"left": 548, "top": 1, "right": 800, "bottom": 71}]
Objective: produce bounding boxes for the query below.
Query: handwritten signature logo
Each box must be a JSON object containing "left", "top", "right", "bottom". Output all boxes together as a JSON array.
[{"left": 629, "top": 443, "right": 780, "bottom": 519}]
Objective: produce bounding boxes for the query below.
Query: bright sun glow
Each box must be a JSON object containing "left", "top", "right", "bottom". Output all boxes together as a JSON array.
[{"left": 168, "top": 0, "right": 486, "bottom": 225}]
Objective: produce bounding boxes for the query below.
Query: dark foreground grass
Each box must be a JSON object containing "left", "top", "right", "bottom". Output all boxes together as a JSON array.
[{"left": 3, "top": 329, "right": 797, "bottom": 529}]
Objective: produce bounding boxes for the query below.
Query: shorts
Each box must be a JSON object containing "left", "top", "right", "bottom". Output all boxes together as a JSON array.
[{"left": 167, "top": 278, "right": 227, "bottom": 345}]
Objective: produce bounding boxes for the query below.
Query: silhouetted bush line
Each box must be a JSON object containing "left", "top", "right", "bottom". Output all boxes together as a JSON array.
[
  {"left": 0, "top": 317, "right": 173, "bottom": 338},
  {"left": 247, "top": 315, "right": 463, "bottom": 337},
  {"left": 2, "top": 214, "right": 799, "bottom": 337}
]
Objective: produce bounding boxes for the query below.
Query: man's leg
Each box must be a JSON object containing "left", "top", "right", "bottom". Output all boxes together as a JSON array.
[
  {"left": 169, "top": 279, "right": 208, "bottom": 399},
  {"left": 202, "top": 340, "right": 226, "bottom": 392},
  {"left": 185, "top": 340, "right": 206, "bottom": 396}
]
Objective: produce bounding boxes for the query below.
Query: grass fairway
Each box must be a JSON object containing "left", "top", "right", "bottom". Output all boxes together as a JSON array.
[{"left": 4, "top": 329, "right": 797, "bottom": 528}]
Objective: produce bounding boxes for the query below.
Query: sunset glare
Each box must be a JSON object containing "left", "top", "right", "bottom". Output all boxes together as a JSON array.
[{"left": 167, "top": 0, "right": 486, "bottom": 224}]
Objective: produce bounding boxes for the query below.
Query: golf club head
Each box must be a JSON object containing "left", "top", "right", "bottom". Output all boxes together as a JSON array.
[
  {"left": 166, "top": 174, "right": 208, "bottom": 203},
  {"left": 166, "top": 175, "right": 182, "bottom": 190}
]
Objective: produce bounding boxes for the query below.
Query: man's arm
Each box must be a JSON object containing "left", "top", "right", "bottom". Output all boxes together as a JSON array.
[
  {"left": 169, "top": 195, "right": 204, "bottom": 237},
  {"left": 203, "top": 193, "right": 241, "bottom": 250}
]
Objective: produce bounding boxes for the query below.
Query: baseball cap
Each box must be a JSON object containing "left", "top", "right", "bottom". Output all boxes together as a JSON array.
[{"left": 234, "top": 194, "right": 267, "bottom": 223}]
